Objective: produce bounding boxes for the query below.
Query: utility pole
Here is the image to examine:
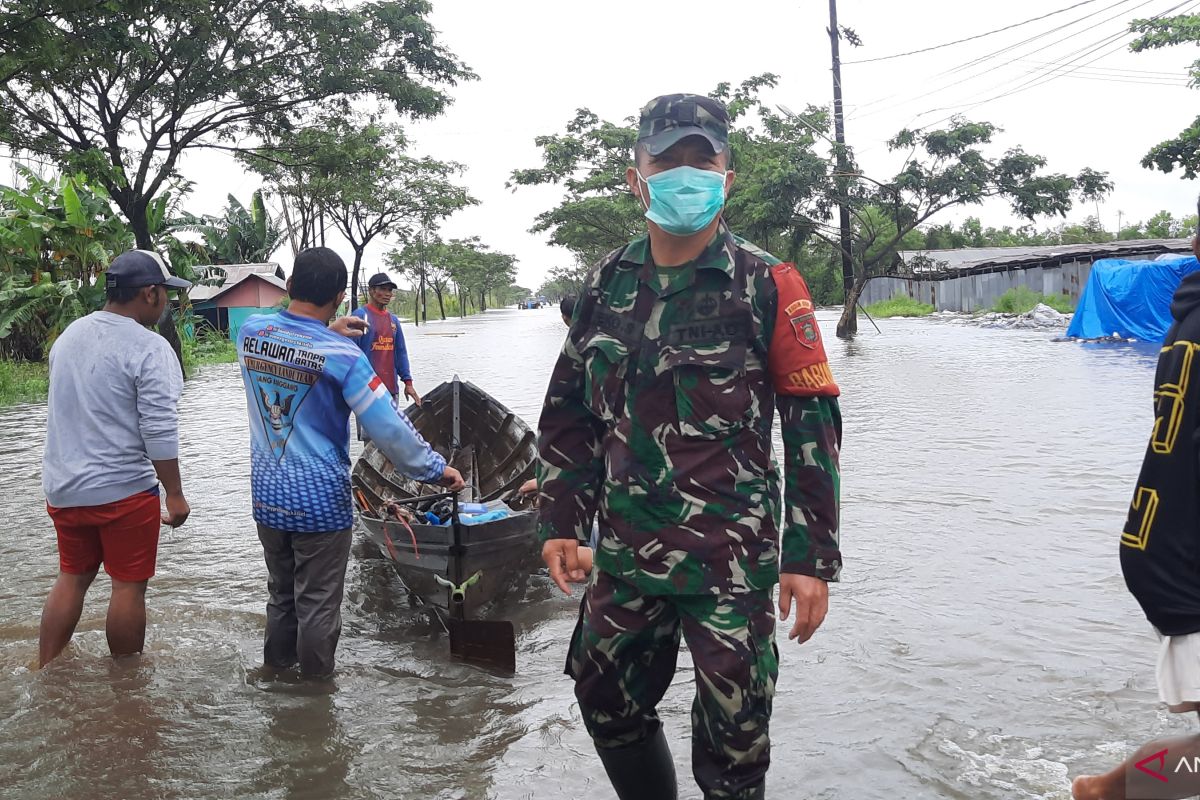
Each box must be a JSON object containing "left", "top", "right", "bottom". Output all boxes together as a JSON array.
[{"left": 828, "top": 0, "right": 857, "bottom": 337}]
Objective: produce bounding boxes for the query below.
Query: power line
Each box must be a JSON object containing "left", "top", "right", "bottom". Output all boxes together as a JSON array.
[
  {"left": 1014, "top": 58, "right": 1185, "bottom": 76},
  {"left": 1012, "top": 57, "right": 1190, "bottom": 76},
  {"left": 843, "top": 0, "right": 1106, "bottom": 65},
  {"left": 843, "top": 0, "right": 1143, "bottom": 119},
  {"left": 1050, "top": 71, "right": 1189, "bottom": 84},
  {"left": 844, "top": 0, "right": 1154, "bottom": 123},
  {"left": 913, "top": 0, "right": 1198, "bottom": 130},
  {"left": 844, "top": 0, "right": 1190, "bottom": 159}
]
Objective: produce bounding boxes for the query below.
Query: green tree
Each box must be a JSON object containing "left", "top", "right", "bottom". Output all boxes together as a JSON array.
[
  {"left": 0, "top": 0, "right": 471, "bottom": 249},
  {"left": 856, "top": 206, "right": 926, "bottom": 268},
  {"left": 0, "top": 167, "right": 131, "bottom": 360},
  {"left": 1043, "top": 215, "right": 1114, "bottom": 245},
  {"left": 510, "top": 75, "right": 1109, "bottom": 337},
  {"left": 829, "top": 119, "right": 1109, "bottom": 335},
  {"left": 439, "top": 238, "right": 518, "bottom": 313},
  {"left": 389, "top": 236, "right": 518, "bottom": 320},
  {"left": 241, "top": 118, "right": 370, "bottom": 255},
  {"left": 508, "top": 107, "right": 643, "bottom": 266},
  {"left": 253, "top": 118, "right": 475, "bottom": 308},
  {"left": 1130, "top": 13, "right": 1200, "bottom": 177},
  {"left": 173, "top": 190, "right": 284, "bottom": 265},
  {"left": 0, "top": 166, "right": 132, "bottom": 282},
  {"left": 1144, "top": 210, "right": 1186, "bottom": 239},
  {"left": 0, "top": 274, "right": 104, "bottom": 361},
  {"left": 387, "top": 236, "right": 441, "bottom": 324},
  {"left": 509, "top": 74, "right": 828, "bottom": 268},
  {"left": 537, "top": 261, "right": 593, "bottom": 301}
]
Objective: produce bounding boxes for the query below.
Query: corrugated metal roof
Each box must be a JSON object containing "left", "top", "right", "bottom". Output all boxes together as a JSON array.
[
  {"left": 896, "top": 239, "right": 1192, "bottom": 276},
  {"left": 188, "top": 263, "right": 285, "bottom": 302}
]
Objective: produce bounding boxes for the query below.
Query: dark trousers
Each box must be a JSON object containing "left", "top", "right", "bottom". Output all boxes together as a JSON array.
[
  {"left": 256, "top": 525, "right": 352, "bottom": 678},
  {"left": 568, "top": 570, "right": 778, "bottom": 800}
]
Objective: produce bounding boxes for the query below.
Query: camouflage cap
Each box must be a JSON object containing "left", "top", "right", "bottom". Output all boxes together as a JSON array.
[{"left": 637, "top": 94, "right": 730, "bottom": 156}]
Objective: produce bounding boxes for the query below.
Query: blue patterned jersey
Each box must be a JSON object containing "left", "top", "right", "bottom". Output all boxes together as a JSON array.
[{"left": 237, "top": 310, "right": 447, "bottom": 532}]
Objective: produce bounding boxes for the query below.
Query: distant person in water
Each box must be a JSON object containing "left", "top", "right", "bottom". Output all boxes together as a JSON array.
[
  {"left": 1073, "top": 236, "right": 1200, "bottom": 800},
  {"left": 38, "top": 250, "right": 192, "bottom": 668},
  {"left": 520, "top": 294, "right": 592, "bottom": 578},
  {"left": 351, "top": 272, "right": 421, "bottom": 409}
]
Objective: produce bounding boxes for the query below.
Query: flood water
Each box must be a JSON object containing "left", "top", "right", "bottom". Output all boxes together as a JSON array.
[{"left": 0, "top": 307, "right": 1187, "bottom": 799}]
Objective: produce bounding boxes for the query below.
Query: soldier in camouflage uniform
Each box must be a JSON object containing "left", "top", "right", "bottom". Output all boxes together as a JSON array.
[{"left": 536, "top": 94, "right": 842, "bottom": 800}]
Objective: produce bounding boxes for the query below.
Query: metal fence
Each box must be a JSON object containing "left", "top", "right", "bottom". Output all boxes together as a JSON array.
[{"left": 859, "top": 256, "right": 1162, "bottom": 313}]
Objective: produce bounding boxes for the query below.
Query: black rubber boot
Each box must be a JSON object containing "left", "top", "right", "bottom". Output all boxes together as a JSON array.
[
  {"left": 699, "top": 781, "right": 765, "bottom": 800},
  {"left": 595, "top": 725, "right": 678, "bottom": 800}
]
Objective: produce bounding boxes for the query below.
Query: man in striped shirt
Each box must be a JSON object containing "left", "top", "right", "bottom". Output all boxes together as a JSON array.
[{"left": 237, "top": 247, "right": 463, "bottom": 679}]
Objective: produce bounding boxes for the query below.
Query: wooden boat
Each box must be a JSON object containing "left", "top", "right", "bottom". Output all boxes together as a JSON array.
[{"left": 351, "top": 377, "right": 540, "bottom": 619}]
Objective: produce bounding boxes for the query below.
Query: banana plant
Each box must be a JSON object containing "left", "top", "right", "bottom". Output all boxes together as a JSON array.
[
  {"left": 0, "top": 275, "right": 105, "bottom": 360},
  {"left": 0, "top": 167, "right": 131, "bottom": 282},
  {"left": 170, "top": 190, "right": 285, "bottom": 265}
]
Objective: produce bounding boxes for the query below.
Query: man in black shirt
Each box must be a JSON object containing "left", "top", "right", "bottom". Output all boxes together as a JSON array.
[{"left": 1074, "top": 236, "right": 1200, "bottom": 799}]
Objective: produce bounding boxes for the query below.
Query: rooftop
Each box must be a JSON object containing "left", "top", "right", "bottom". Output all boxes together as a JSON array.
[
  {"left": 896, "top": 239, "right": 1193, "bottom": 276},
  {"left": 188, "top": 263, "right": 286, "bottom": 302}
]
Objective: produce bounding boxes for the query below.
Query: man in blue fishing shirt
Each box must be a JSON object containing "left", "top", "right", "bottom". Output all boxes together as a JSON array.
[{"left": 237, "top": 247, "right": 463, "bottom": 679}]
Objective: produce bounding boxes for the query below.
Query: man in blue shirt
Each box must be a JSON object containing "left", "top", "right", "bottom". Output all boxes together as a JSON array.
[
  {"left": 351, "top": 272, "right": 421, "bottom": 408},
  {"left": 237, "top": 247, "right": 463, "bottom": 678}
]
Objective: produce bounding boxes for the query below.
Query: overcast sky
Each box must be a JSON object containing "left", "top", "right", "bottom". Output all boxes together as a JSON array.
[{"left": 14, "top": 0, "right": 1199, "bottom": 291}]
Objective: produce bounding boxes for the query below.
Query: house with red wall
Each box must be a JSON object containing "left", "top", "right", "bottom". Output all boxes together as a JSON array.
[{"left": 189, "top": 263, "right": 287, "bottom": 339}]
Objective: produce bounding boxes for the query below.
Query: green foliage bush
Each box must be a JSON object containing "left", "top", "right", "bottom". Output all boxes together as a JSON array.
[
  {"left": 992, "top": 287, "right": 1074, "bottom": 314},
  {"left": 863, "top": 293, "right": 935, "bottom": 318},
  {"left": 0, "top": 359, "right": 48, "bottom": 406}
]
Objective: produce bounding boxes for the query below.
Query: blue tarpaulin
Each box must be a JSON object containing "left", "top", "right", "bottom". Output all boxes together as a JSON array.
[{"left": 1066, "top": 255, "right": 1200, "bottom": 341}]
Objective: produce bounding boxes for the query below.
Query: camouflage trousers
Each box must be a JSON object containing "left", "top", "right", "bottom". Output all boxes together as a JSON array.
[{"left": 567, "top": 570, "right": 778, "bottom": 800}]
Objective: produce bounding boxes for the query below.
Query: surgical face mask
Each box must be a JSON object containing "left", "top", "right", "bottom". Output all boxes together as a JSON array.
[{"left": 636, "top": 165, "right": 729, "bottom": 237}]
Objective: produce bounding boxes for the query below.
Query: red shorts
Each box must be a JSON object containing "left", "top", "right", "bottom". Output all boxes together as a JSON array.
[{"left": 47, "top": 489, "right": 161, "bottom": 583}]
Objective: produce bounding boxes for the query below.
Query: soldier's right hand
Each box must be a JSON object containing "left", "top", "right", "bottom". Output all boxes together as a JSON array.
[
  {"left": 543, "top": 539, "right": 585, "bottom": 595},
  {"left": 437, "top": 466, "right": 466, "bottom": 491}
]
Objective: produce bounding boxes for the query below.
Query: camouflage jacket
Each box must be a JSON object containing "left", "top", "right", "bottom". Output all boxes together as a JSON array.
[{"left": 536, "top": 225, "right": 842, "bottom": 595}]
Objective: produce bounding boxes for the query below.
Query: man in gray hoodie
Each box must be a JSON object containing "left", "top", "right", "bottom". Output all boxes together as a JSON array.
[{"left": 39, "top": 250, "right": 192, "bottom": 668}]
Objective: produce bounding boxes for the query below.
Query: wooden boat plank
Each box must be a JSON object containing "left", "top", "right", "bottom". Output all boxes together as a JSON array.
[{"left": 351, "top": 377, "right": 541, "bottom": 614}]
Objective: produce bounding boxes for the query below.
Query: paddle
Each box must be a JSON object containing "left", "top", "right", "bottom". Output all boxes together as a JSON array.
[
  {"left": 434, "top": 570, "right": 517, "bottom": 673},
  {"left": 445, "top": 616, "right": 516, "bottom": 674}
]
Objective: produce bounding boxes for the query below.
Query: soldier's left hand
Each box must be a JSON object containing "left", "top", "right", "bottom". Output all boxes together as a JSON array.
[
  {"left": 778, "top": 573, "right": 829, "bottom": 644},
  {"left": 329, "top": 315, "right": 368, "bottom": 338}
]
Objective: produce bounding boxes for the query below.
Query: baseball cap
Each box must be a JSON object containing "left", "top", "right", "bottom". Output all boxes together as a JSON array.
[
  {"left": 637, "top": 94, "right": 731, "bottom": 157},
  {"left": 105, "top": 249, "right": 191, "bottom": 290},
  {"left": 367, "top": 272, "right": 397, "bottom": 289}
]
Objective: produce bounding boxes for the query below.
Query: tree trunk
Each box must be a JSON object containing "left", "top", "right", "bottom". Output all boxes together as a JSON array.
[
  {"left": 413, "top": 288, "right": 420, "bottom": 326},
  {"left": 350, "top": 249, "right": 363, "bottom": 311},
  {"left": 835, "top": 276, "right": 867, "bottom": 339},
  {"left": 479, "top": 290, "right": 486, "bottom": 312},
  {"left": 130, "top": 201, "right": 152, "bottom": 251},
  {"left": 279, "top": 196, "right": 299, "bottom": 257},
  {"left": 418, "top": 269, "right": 427, "bottom": 324},
  {"left": 434, "top": 287, "right": 445, "bottom": 320},
  {"left": 126, "top": 198, "right": 185, "bottom": 377}
]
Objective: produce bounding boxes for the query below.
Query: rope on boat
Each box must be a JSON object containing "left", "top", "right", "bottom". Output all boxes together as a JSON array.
[{"left": 355, "top": 488, "right": 420, "bottom": 560}]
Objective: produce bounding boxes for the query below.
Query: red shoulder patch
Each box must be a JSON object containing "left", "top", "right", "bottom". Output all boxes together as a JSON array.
[{"left": 769, "top": 263, "right": 840, "bottom": 397}]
